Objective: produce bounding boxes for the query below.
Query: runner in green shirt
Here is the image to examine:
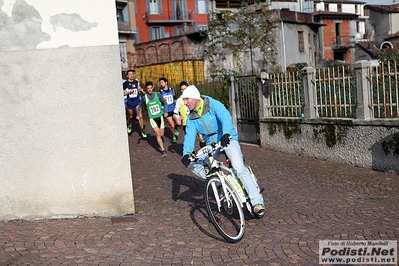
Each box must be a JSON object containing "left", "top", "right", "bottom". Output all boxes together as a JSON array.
[{"left": 139, "top": 81, "right": 169, "bottom": 157}]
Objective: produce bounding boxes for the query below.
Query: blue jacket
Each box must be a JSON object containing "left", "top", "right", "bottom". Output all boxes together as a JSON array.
[{"left": 183, "top": 96, "right": 238, "bottom": 155}]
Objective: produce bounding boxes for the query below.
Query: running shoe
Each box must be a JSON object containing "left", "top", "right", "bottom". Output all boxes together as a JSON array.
[
  {"left": 253, "top": 204, "right": 265, "bottom": 218},
  {"left": 174, "top": 129, "right": 179, "bottom": 136},
  {"left": 127, "top": 126, "right": 132, "bottom": 135},
  {"left": 141, "top": 132, "right": 147, "bottom": 138},
  {"left": 171, "top": 137, "right": 177, "bottom": 144},
  {"left": 161, "top": 150, "right": 167, "bottom": 157}
]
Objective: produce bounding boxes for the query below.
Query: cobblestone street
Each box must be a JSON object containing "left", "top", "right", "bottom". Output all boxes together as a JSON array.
[{"left": 1, "top": 123, "right": 398, "bottom": 265}]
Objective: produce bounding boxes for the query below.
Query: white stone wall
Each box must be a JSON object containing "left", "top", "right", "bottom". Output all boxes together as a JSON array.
[
  {"left": 0, "top": 0, "right": 134, "bottom": 220},
  {"left": 260, "top": 121, "right": 399, "bottom": 174}
]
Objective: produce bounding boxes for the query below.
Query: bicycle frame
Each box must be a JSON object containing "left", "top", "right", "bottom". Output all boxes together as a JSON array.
[
  {"left": 208, "top": 157, "right": 246, "bottom": 212},
  {"left": 194, "top": 143, "right": 254, "bottom": 214}
]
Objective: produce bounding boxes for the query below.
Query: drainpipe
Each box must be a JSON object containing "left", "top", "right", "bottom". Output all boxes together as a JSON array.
[
  {"left": 389, "top": 12, "right": 392, "bottom": 36},
  {"left": 280, "top": 20, "right": 287, "bottom": 72}
]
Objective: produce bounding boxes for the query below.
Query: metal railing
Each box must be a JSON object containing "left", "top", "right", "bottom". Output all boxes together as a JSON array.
[
  {"left": 369, "top": 61, "right": 399, "bottom": 119},
  {"left": 315, "top": 66, "right": 356, "bottom": 118},
  {"left": 269, "top": 71, "right": 303, "bottom": 117},
  {"left": 118, "top": 21, "right": 132, "bottom": 32},
  {"left": 144, "top": 11, "right": 194, "bottom": 22},
  {"left": 331, "top": 36, "right": 356, "bottom": 48},
  {"left": 266, "top": 61, "right": 399, "bottom": 120}
]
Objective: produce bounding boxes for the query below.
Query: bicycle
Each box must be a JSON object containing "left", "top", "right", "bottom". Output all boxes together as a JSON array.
[{"left": 189, "top": 141, "right": 264, "bottom": 243}]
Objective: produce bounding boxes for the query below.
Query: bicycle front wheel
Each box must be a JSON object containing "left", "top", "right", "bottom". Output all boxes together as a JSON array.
[{"left": 203, "top": 176, "right": 245, "bottom": 243}]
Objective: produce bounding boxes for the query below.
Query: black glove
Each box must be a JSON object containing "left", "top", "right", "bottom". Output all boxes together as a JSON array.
[
  {"left": 181, "top": 154, "right": 191, "bottom": 168},
  {"left": 220, "top": 134, "right": 231, "bottom": 147},
  {"left": 199, "top": 140, "right": 206, "bottom": 148}
]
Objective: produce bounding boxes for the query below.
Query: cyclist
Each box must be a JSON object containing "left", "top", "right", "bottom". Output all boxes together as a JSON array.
[{"left": 180, "top": 85, "right": 265, "bottom": 217}]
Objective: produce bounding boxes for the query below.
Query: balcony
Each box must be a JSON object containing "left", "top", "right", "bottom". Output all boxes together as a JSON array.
[
  {"left": 331, "top": 36, "right": 356, "bottom": 49},
  {"left": 118, "top": 21, "right": 136, "bottom": 34},
  {"left": 144, "top": 11, "right": 194, "bottom": 24}
]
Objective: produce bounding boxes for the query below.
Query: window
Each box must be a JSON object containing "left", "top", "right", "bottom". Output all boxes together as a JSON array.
[
  {"left": 147, "top": 0, "right": 161, "bottom": 14},
  {"left": 298, "top": 31, "right": 305, "bottom": 53},
  {"left": 117, "top": 9, "right": 124, "bottom": 22},
  {"left": 150, "top": 26, "right": 165, "bottom": 40},
  {"left": 175, "top": 25, "right": 184, "bottom": 36},
  {"left": 150, "top": 27, "right": 161, "bottom": 40},
  {"left": 196, "top": 0, "right": 208, "bottom": 14},
  {"left": 335, "top": 23, "right": 341, "bottom": 45},
  {"left": 174, "top": 0, "right": 184, "bottom": 20}
]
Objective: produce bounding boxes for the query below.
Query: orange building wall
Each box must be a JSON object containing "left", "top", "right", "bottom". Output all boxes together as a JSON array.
[
  {"left": 322, "top": 19, "right": 352, "bottom": 62},
  {"left": 136, "top": 0, "right": 209, "bottom": 43}
]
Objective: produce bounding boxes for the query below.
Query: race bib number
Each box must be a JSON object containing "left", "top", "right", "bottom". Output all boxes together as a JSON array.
[
  {"left": 164, "top": 94, "right": 173, "bottom": 104},
  {"left": 149, "top": 105, "right": 161, "bottom": 115},
  {"left": 129, "top": 89, "right": 138, "bottom": 98}
]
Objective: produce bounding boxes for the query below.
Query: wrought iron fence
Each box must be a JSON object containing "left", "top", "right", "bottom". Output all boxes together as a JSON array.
[
  {"left": 234, "top": 75, "right": 259, "bottom": 122},
  {"left": 269, "top": 66, "right": 356, "bottom": 119},
  {"left": 315, "top": 66, "right": 356, "bottom": 118},
  {"left": 269, "top": 71, "right": 303, "bottom": 117},
  {"left": 267, "top": 61, "right": 399, "bottom": 119},
  {"left": 369, "top": 61, "right": 399, "bottom": 119}
]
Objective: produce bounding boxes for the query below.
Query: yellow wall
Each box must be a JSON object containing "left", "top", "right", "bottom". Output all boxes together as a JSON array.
[{"left": 136, "top": 60, "right": 204, "bottom": 90}]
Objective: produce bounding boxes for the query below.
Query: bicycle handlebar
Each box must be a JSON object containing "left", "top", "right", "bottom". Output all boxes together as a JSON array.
[{"left": 190, "top": 142, "right": 223, "bottom": 161}]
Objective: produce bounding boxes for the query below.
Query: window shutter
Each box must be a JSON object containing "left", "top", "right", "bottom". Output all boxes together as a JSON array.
[
  {"left": 149, "top": 27, "right": 154, "bottom": 41},
  {"left": 135, "top": 27, "right": 140, "bottom": 44},
  {"left": 161, "top": 26, "right": 165, "bottom": 38},
  {"left": 183, "top": 0, "right": 188, "bottom": 19},
  {"left": 158, "top": 0, "right": 162, "bottom": 14}
]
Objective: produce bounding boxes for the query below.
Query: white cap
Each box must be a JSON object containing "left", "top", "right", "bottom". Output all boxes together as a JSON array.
[{"left": 181, "top": 85, "right": 201, "bottom": 100}]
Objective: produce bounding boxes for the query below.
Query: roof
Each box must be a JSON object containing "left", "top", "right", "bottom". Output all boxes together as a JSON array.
[
  {"left": 365, "top": 4, "right": 399, "bottom": 13},
  {"left": 386, "top": 31, "right": 399, "bottom": 40},
  {"left": 312, "top": 0, "right": 366, "bottom": 3},
  {"left": 357, "top": 40, "right": 399, "bottom": 58}
]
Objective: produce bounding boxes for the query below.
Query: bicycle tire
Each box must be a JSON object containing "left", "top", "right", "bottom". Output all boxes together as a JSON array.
[{"left": 203, "top": 176, "right": 245, "bottom": 243}]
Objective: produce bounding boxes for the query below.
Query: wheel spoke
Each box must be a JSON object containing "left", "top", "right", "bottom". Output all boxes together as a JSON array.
[{"left": 204, "top": 176, "right": 245, "bottom": 242}]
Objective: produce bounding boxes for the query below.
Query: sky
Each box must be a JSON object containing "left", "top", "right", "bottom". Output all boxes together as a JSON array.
[{"left": 363, "top": 0, "right": 396, "bottom": 5}]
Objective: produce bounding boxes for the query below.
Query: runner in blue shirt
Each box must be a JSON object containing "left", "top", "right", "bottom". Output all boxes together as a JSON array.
[
  {"left": 159, "top": 77, "right": 178, "bottom": 143},
  {"left": 123, "top": 70, "right": 147, "bottom": 138}
]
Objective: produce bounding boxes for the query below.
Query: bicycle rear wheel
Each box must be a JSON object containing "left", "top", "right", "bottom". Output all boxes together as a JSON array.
[{"left": 203, "top": 176, "right": 245, "bottom": 243}]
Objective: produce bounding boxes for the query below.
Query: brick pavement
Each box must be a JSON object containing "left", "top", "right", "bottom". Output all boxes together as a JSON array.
[{"left": 1, "top": 121, "right": 398, "bottom": 265}]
